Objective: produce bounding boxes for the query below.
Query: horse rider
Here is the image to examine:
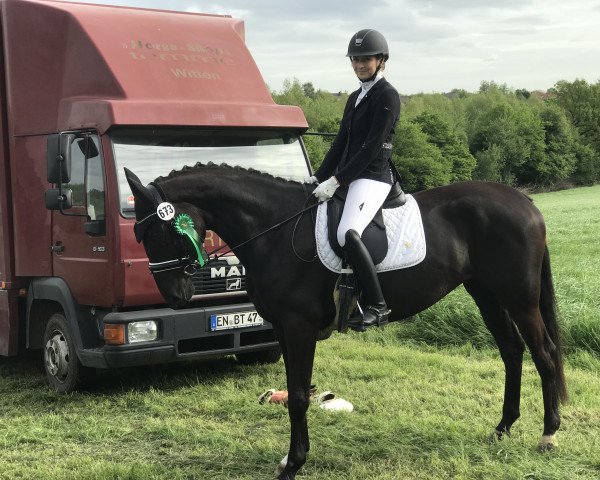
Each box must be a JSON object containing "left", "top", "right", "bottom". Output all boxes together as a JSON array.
[{"left": 307, "top": 28, "right": 401, "bottom": 328}]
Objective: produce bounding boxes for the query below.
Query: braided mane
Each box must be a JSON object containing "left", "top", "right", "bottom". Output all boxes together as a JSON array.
[{"left": 155, "top": 161, "right": 302, "bottom": 185}]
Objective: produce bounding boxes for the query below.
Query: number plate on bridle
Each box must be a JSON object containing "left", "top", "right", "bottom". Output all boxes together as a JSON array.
[{"left": 156, "top": 202, "right": 175, "bottom": 221}]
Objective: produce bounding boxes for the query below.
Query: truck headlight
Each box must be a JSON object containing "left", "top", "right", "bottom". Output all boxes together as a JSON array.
[{"left": 128, "top": 320, "right": 158, "bottom": 343}]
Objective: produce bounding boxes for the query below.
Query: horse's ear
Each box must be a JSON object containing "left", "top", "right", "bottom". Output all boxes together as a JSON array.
[
  {"left": 124, "top": 168, "right": 155, "bottom": 208},
  {"left": 124, "top": 167, "right": 141, "bottom": 184}
]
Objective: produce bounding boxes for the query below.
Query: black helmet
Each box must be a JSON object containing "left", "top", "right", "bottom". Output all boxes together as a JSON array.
[{"left": 347, "top": 29, "right": 389, "bottom": 61}]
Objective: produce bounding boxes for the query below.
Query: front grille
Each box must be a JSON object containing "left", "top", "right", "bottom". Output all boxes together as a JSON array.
[{"left": 192, "top": 259, "right": 247, "bottom": 295}]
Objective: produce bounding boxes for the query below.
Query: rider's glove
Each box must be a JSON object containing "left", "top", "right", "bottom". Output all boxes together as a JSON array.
[
  {"left": 313, "top": 176, "right": 340, "bottom": 202},
  {"left": 304, "top": 175, "right": 318, "bottom": 184}
]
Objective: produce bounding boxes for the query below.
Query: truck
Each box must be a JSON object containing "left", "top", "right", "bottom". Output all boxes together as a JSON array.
[{"left": 0, "top": 0, "right": 311, "bottom": 392}]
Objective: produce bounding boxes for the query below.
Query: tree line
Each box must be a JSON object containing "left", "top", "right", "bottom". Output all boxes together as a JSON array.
[{"left": 272, "top": 78, "right": 600, "bottom": 191}]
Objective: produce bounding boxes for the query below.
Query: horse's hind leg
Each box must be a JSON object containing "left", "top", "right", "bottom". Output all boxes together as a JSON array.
[
  {"left": 506, "top": 305, "right": 562, "bottom": 450},
  {"left": 464, "top": 280, "right": 525, "bottom": 439}
]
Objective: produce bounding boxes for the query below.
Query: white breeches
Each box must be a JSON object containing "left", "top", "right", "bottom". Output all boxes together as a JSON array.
[{"left": 337, "top": 178, "right": 392, "bottom": 247}]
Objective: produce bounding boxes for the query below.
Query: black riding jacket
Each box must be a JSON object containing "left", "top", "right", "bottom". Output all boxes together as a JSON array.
[{"left": 314, "top": 77, "right": 401, "bottom": 186}]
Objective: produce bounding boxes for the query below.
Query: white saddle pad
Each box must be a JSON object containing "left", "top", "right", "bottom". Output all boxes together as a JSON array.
[{"left": 315, "top": 194, "right": 426, "bottom": 273}]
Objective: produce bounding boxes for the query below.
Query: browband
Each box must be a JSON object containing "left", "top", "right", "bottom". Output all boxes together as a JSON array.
[{"left": 147, "top": 182, "right": 165, "bottom": 205}]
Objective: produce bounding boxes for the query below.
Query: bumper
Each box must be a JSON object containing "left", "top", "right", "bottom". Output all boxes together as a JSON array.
[{"left": 77, "top": 302, "right": 278, "bottom": 369}]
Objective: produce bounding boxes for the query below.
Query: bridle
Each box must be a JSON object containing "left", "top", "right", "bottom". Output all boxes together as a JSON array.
[
  {"left": 134, "top": 182, "right": 320, "bottom": 276},
  {"left": 134, "top": 183, "right": 207, "bottom": 276}
]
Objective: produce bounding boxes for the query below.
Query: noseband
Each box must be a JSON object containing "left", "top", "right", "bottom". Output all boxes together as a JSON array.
[{"left": 134, "top": 183, "right": 207, "bottom": 276}]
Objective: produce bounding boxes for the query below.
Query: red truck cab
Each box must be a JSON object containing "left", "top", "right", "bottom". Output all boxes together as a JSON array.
[{"left": 0, "top": 0, "right": 310, "bottom": 392}]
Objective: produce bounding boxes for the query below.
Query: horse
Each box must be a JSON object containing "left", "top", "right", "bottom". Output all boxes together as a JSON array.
[{"left": 124, "top": 163, "right": 567, "bottom": 480}]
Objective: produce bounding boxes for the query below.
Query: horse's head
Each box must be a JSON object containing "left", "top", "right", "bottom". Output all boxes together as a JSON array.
[{"left": 124, "top": 168, "right": 207, "bottom": 308}]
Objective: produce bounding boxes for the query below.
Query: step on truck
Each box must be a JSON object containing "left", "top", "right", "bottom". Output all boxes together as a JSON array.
[{"left": 0, "top": 0, "right": 311, "bottom": 392}]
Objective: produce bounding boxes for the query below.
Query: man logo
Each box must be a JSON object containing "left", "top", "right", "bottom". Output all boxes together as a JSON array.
[
  {"left": 211, "top": 265, "right": 245, "bottom": 278},
  {"left": 226, "top": 277, "right": 242, "bottom": 291}
]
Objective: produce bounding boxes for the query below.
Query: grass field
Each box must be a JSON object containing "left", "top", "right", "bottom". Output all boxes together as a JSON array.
[{"left": 1, "top": 186, "right": 599, "bottom": 480}]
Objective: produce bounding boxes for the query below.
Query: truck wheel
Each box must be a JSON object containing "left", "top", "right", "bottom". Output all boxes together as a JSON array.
[
  {"left": 43, "top": 313, "right": 95, "bottom": 393},
  {"left": 236, "top": 346, "right": 282, "bottom": 365}
]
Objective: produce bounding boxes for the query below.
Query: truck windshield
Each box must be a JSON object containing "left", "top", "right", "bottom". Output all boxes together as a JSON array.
[{"left": 112, "top": 128, "right": 310, "bottom": 215}]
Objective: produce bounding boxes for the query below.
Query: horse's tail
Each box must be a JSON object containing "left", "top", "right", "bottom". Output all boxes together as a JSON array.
[{"left": 539, "top": 245, "right": 568, "bottom": 403}]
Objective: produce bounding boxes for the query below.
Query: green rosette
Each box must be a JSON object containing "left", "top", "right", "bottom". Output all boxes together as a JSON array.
[
  {"left": 174, "top": 214, "right": 195, "bottom": 236},
  {"left": 173, "top": 214, "right": 204, "bottom": 266}
]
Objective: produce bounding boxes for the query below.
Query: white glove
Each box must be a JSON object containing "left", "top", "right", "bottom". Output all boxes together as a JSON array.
[
  {"left": 313, "top": 176, "right": 340, "bottom": 202},
  {"left": 304, "top": 175, "right": 318, "bottom": 184}
]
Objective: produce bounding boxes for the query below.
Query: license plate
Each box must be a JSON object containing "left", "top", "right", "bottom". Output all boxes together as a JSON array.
[{"left": 210, "top": 311, "right": 263, "bottom": 331}]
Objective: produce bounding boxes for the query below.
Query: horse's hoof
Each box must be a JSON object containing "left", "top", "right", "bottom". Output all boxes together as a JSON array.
[
  {"left": 538, "top": 434, "right": 558, "bottom": 452},
  {"left": 488, "top": 429, "right": 509, "bottom": 443},
  {"left": 275, "top": 454, "right": 288, "bottom": 476}
]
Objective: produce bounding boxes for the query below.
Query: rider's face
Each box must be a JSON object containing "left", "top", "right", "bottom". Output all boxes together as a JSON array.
[{"left": 351, "top": 56, "right": 379, "bottom": 81}]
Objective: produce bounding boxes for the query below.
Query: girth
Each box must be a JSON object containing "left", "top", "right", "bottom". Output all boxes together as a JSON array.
[{"left": 327, "top": 182, "right": 406, "bottom": 265}]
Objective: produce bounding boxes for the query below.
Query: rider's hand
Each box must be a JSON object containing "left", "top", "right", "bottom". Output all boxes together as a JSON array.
[
  {"left": 304, "top": 175, "right": 318, "bottom": 184},
  {"left": 313, "top": 176, "right": 339, "bottom": 202}
]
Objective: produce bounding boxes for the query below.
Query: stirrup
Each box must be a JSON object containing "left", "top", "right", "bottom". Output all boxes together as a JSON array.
[{"left": 347, "top": 304, "right": 390, "bottom": 332}]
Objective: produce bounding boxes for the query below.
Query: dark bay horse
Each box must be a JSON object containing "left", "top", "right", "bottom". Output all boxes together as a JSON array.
[{"left": 124, "top": 164, "right": 566, "bottom": 480}]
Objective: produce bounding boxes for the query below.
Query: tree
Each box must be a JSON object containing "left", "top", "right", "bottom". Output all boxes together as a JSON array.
[
  {"left": 448, "top": 88, "right": 470, "bottom": 99},
  {"left": 272, "top": 76, "right": 598, "bottom": 190},
  {"left": 302, "top": 82, "right": 316, "bottom": 99},
  {"left": 525, "top": 103, "right": 577, "bottom": 185},
  {"left": 272, "top": 79, "right": 346, "bottom": 168},
  {"left": 392, "top": 119, "right": 452, "bottom": 191},
  {"left": 473, "top": 145, "right": 504, "bottom": 182},
  {"left": 272, "top": 78, "right": 309, "bottom": 110},
  {"left": 571, "top": 141, "right": 600, "bottom": 185},
  {"left": 465, "top": 93, "right": 546, "bottom": 185},
  {"left": 303, "top": 135, "right": 331, "bottom": 170},
  {"left": 413, "top": 111, "right": 476, "bottom": 182},
  {"left": 551, "top": 79, "right": 600, "bottom": 159},
  {"left": 479, "top": 80, "right": 510, "bottom": 94}
]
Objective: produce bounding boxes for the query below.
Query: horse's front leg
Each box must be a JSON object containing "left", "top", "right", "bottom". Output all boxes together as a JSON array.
[{"left": 274, "top": 314, "right": 318, "bottom": 480}]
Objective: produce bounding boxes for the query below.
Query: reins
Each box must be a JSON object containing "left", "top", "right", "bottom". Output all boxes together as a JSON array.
[
  {"left": 135, "top": 176, "right": 319, "bottom": 275},
  {"left": 136, "top": 180, "right": 321, "bottom": 274},
  {"left": 203, "top": 197, "right": 320, "bottom": 266}
]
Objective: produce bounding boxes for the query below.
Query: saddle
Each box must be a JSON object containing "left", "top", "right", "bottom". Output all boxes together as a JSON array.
[{"left": 327, "top": 182, "right": 406, "bottom": 265}]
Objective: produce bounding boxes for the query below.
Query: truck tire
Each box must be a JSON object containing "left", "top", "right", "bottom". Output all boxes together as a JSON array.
[
  {"left": 43, "top": 313, "right": 95, "bottom": 393},
  {"left": 236, "top": 345, "right": 282, "bottom": 365}
]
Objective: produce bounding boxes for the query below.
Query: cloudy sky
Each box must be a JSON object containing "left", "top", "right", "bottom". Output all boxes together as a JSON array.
[{"left": 73, "top": 0, "right": 600, "bottom": 95}]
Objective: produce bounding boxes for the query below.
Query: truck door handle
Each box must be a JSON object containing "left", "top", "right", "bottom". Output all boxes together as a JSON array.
[{"left": 51, "top": 243, "right": 65, "bottom": 253}]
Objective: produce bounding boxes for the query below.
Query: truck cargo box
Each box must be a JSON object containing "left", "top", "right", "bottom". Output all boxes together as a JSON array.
[{"left": 0, "top": 0, "right": 310, "bottom": 389}]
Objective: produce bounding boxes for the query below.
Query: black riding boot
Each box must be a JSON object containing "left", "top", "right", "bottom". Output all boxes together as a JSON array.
[{"left": 343, "top": 229, "right": 390, "bottom": 329}]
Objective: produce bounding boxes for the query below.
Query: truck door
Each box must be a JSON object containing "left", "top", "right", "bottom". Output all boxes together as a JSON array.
[{"left": 51, "top": 133, "right": 111, "bottom": 306}]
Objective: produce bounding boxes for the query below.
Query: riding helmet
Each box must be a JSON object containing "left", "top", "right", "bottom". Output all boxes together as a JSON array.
[{"left": 347, "top": 29, "right": 389, "bottom": 61}]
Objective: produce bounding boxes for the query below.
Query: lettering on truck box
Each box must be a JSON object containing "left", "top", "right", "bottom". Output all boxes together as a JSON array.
[{"left": 123, "top": 40, "right": 236, "bottom": 79}]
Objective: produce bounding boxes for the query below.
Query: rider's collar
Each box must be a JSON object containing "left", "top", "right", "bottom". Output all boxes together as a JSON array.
[
  {"left": 356, "top": 72, "right": 383, "bottom": 107},
  {"left": 359, "top": 71, "right": 384, "bottom": 91}
]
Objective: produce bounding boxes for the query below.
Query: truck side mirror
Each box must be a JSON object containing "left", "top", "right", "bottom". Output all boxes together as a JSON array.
[
  {"left": 44, "top": 188, "right": 73, "bottom": 210},
  {"left": 47, "top": 133, "right": 75, "bottom": 184},
  {"left": 76, "top": 136, "right": 100, "bottom": 159}
]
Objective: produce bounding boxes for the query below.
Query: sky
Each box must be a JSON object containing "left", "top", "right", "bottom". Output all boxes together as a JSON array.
[{"left": 72, "top": 0, "right": 600, "bottom": 95}]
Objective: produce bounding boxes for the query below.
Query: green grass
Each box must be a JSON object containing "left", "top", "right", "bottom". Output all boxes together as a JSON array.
[
  {"left": 1, "top": 185, "right": 600, "bottom": 479},
  {"left": 1, "top": 340, "right": 599, "bottom": 479}
]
